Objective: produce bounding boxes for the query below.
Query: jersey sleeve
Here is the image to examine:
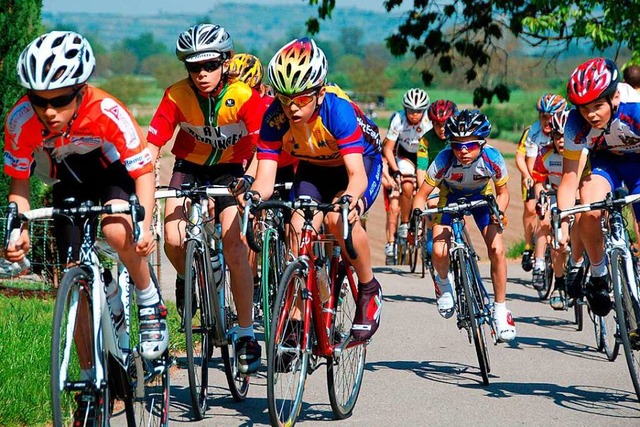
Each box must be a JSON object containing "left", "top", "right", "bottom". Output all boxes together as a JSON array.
[
  {"left": 385, "top": 112, "right": 402, "bottom": 142},
  {"left": 257, "top": 103, "right": 287, "bottom": 161},
  {"left": 147, "top": 86, "right": 182, "bottom": 147},
  {"left": 416, "top": 135, "right": 429, "bottom": 170},
  {"left": 486, "top": 147, "right": 509, "bottom": 187},
  {"left": 563, "top": 109, "right": 589, "bottom": 161},
  {"left": 3, "top": 99, "right": 37, "bottom": 179},
  {"left": 516, "top": 127, "right": 529, "bottom": 155}
]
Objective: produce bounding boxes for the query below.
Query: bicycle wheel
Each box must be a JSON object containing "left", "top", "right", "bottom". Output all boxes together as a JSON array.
[
  {"left": 459, "top": 253, "right": 490, "bottom": 385},
  {"left": 131, "top": 266, "right": 170, "bottom": 427},
  {"left": 51, "top": 266, "right": 110, "bottom": 427},
  {"left": 220, "top": 261, "right": 250, "bottom": 401},
  {"left": 261, "top": 227, "right": 283, "bottom": 346},
  {"left": 327, "top": 264, "right": 367, "bottom": 419},
  {"left": 267, "top": 261, "right": 310, "bottom": 427},
  {"left": 536, "top": 246, "right": 554, "bottom": 300},
  {"left": 409, "top": 223, "right": 419, "bottom": 273},
  {"left": 611, "top": 252, "right": 640, "bottom": 402},
  {"left": 574, "top": 298, "right": 584, "bottom": 331},
  {"left": 184, "top": 240, "right": 210, "bottom": 420},
  {"left": 602, "top": 307, "right": 621, "bottom": 361}
]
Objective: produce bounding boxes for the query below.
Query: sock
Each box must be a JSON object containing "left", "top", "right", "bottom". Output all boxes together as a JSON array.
[
  {"left": 359, "top": 277, "right": 382, "bottom": 293},
  {"left": 435, "top": 273, "right": 451, "bottom": 286},
  {"left": 524, "top": 244, "right": 532, "bottom": 251},
  {"left": 569, "top": 257, "right": 584, "bottom": 268},
  {"left": 591, "top": 257, "right": 608, "bottom": 277},
  {"left": 494, "top": 301, "right": 507, "bottom": 316},
  {"left": 136, "top": 283, "right": 160, "bottom": 306},
  {"left": 237, "top": 325, "right": 255, "bottom": 339},
  {"left": 534, "top": 258, "right": 545, "bottom": 270}
]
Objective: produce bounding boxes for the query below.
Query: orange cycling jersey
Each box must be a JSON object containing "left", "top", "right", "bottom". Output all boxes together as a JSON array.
[
  {"left": 147, "top": 79, "right": 265, "bottom": 167},
  {"left": 4, "top": 85, "right": 152, "bottom": 184}
]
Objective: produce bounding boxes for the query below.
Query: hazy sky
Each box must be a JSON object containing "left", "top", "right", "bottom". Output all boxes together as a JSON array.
[{"left": 42, "top": 0, "right": 406, "bottom": 15}]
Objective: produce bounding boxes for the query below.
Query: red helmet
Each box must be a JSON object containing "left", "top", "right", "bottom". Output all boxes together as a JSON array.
[
  {"left": 567, "top": 58, "right": 620, "bottom": 106},
  {"left": 428, "top": 99, "right": 457, "bottom": 123}
]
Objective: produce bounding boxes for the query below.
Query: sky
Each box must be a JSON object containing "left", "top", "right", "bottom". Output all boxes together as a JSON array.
[{"left": 42, "top": 0, "right": 405, "bottom": 15}]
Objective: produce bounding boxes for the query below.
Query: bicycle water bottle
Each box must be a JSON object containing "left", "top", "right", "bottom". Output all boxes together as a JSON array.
[
  {"left": 315, "top": 258, "right": 331, "bottom": 304},
  {"left": 211, "top": 251, "right": 224, "bottom": 290},
  {"left": 104, "top": 269, "right": 127, "bottom": 348}
]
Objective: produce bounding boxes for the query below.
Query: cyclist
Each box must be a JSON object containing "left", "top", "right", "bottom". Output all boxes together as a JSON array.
[
  {"left": 146, "top": 24, "right": 265, "bottom": 374},
  {"left": 382, "top": 157, "right": 401, "bottom": 264},
  {"left": 412, "top": 109, "right": 516, "bottom": 342},
  {"left": 383, "top": 88, "right": 432, "bottom": 258},
  {"left": 228, "top": 52, "right": 274, "bottom": 100},
  {"left": 558, "top": 58, "right": 640, "bottom": 321},
  {"left": 516, "top": 94, "right": 567, "bottom": 274},
  {"left": 416, "top": 99, "right": 457, "bottom": 256},
  {"left": 3, "top": 30, "right": 167, "bottom": 420},
  {"left": 248, "top": 37, "right": 383, "bottom": 341}
]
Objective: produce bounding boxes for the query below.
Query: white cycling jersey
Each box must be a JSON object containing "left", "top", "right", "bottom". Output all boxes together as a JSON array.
[
  {"left": 523, "top": 120, "right": 552, "bottom": 158},
  {"left": 386, "top": 110, "right": 432, "bottom": 158}
]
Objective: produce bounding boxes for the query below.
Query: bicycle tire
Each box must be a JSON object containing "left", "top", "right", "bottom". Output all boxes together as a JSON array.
[
  {"left": 267, "top": 261, "right": 310, "bottom": 427},
  {"left": 602, "top": 306, "right": 621, "bottom": 361},
  {"left": 536, "top": 246, "right": 554, "bottom": 300},
  {"left": 591, "top": 308, "right": 605, "bottom": 352},
  {"left": 261, "top": 227, "right": 282, "bottom": 346},
  {"left": 184, "top": 240, "right": 210, "bottom": 420},
  {"left": 131, "top": 265, "right": 170, "bottom": 427},
  {"left": 611, "top": 251, "right": 640, "bottom": 402},
  {"left": 51, "top": 266, "right": 110, "bottom": 427},
  {"left": 574, "top": 298, "right": 584, "bottom": 331},
  {"left": 220, "top": 262, "right": 250, "bottom": 402},
  {"left": 409, "top": 221, "right": 419, "bottom": 273},
  {"left": 327, "top": 264, "right": 367, "bottom": 419},
  {"left": 459, "top": 252, "right": 490, "bottom": 385}
]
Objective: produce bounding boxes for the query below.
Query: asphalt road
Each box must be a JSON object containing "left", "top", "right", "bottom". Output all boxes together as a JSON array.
[{"left": 113, "top": 260, "right": 640, "bottom": 426}]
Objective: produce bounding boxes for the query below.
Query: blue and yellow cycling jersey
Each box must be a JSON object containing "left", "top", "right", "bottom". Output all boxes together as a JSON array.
[
  {"left": 425, "top": 144, "right": 509, "bottom": 196},
  {"left": 522, "top": 120, "right": 551, "bottom": 158},
  {"left": 564, "top": 83, "right": 640, "bottom": 160},
  {"left": 257, "top": 85, "right": 379, "bottom": 167}
]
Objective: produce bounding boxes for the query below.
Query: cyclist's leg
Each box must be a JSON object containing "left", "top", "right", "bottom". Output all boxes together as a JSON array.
[
  {"left": 532, "top": 183, "right": 548, "bottom": 279},
  {"left": 397, "top": 157, "right": 416, "bottom": 237},
  {"left": 521, "top": 178, "right": 536, "bottom": 271},
  {"left": 385, "top": 189, "right": 400, "bottom": 258},
  {"left": 424, "top": 189, "right": 440, "bottom": 256}
]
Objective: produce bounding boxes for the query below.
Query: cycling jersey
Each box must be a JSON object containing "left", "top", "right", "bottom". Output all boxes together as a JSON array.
[
  {"left": 416, "top": 128, "right": 448, "bottom": 171},
  {"left": 425, "top": 145, "right": 509, "bottom": 195},
  {"left": 257, "top": 85, "right": 380, "bottom": 167},
  {"left": 564, "top": 83, "right": 640, "bottom": 159},
  {"left": 531, "top": 145, "right": 563, "bottom": 187},
  {"left": 522, "top": 120, "right": 551, "bottom": 158},
  {"left": 4, "top": 85, "right": 152, "bottom": 186},
  {"left": 386, "top": 110, "right": 432, "bottom": 161},
  {"left": 147, "top": 78, "right": 265, "bottom": 166}
]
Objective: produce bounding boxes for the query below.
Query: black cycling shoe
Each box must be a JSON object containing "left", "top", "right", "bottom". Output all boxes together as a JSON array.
[
  {"left": 236, "top": 336, "right": 262, "bottom": 375},
  {"left": 566, "top": 264, "right": 585, "bottom": 299},
  {"left": 521, "top": 249, "right": 534, "bottom": 272},
  {"left": 585, "top": 275, "right": 611, "bottom": 317}
]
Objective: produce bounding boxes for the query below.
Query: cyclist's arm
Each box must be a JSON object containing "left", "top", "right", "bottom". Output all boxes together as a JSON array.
[
  {"left": 383, "top": 137, "right": 399, "bottom": 174},
  {"left": 244, "top": 150, "right": 258, "bottom": 178},
  {"left": 495, "top": 182, "right": 510, "bottom": 215},
  {"left": 515, "top": 150, "right": 532, "bottom": 184},
  {"left": 525, "top": 154, "right": 536, "bottom": 179},
  {"left": 147, "top": 143, "right": 161, "bottom": 165},
  {"left": 133, "top": 171, "right": 156, "bottom": 256},
  {"left": 416, "top": 169, "right": 426, "bottom": 189},
  {"left": 6, "top": 178, "right": 31, "bottom": 260},
  {"left": 251, "top": 158, "right": 278, "bottom": 201},
  {"left": 413, "top": 179, "right": 435, "bottom": 211}
]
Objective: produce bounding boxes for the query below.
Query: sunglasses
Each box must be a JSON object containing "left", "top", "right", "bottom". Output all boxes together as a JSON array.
[
  {"left": 450, "top": 140, "right": 482, "bottom": 151},
  {"left": 276, "top": 91, "right": 317, "bottom": 108},
  {"left": 27, "top": 87, "right": 80, "bottom": 109},
  {"left": 551, "top": 131, "right": 564, "bottom": 139},
  {"left": 185, "top": 60, "right": 223, "bottom": 73},
  {"left": 406, "top": 108, "right": 424, "bottom": 115}
]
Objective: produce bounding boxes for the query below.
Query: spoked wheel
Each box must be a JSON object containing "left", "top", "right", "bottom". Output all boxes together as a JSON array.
[
  {"left": 591, "top": 307, "right": 605, "bottom": 352},
  {"left": 602, "top": 302, "right": 621, "bottom": 361},
  {"left": 184, "top": 240, "right": 210, "bottom": 420},
  {"left": 574, "top": 297, "right": 584, "bottom": 331},
  {"left": 409, "top": 222, "right": 420, "bottom": 273},
  {"left": 327, "top": 265, "right": 367, "bottom": 419},
  {"left": 536, "top": 246, "right": 554, "bottom": 300},
  {"left": 261, "top": 228, "right": 284, "bottom": 345},
  {"left": 51, "top": 266, "right": 111, "bottom": 427},
  {"left": 220, "top": 264, "right": 250, "bottom": 402},
  {"left": 611, "top": 253, "right": 640, "bottom": 402},
  {"left": 267, "top": 261, "right": 310, "bottom": 427},
  {"left": 459, "top": 255, "right": 491, "bottom": 385}
]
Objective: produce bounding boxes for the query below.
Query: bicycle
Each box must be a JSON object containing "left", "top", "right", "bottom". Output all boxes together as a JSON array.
[
  {"left": 5, "top": 196, "right": 170, "bottom": 427},
  {"left": 241, "top": 183, "right": 292, "bottom": 346},
  {"left": 155, "top": 183, "right": 249, "bottom": 420},
  {"left": 552, "top": 188, "right": 640, "bottom": 402},
  {"left": 395, "top": 172, "right": 417, "bottom": 267},
  {"left": 417, "top": 194, "right": 503, "bottom": 385},
  {"left": 251, "top": 195, "right": 366, "bottom": 426}
]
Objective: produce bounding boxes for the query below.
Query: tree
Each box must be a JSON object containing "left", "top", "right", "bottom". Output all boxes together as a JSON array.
[
  {"left": 306, "top": 0, "right": 640, "bottom": 106},
  {"left": 120, "top": 32, "right": 167, "bottom": 66},
  {"left": 98, "top": 75, "right": 147, "bottom": 106}
]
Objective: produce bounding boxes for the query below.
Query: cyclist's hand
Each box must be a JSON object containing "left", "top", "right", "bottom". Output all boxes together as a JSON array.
[
  {"left": 535, "top": 201, "right": 544, "bottom": 219},
  {"left": 239, "top": 190, "right": 261, "bottom": 213},
  {"left": 5, "top": 229, "right": 30, "bottom": 262},
  {"left": 391, "top": 170, "right": 402, "bottom": 188},
  {"left": 556, "top": 220, "right": 570, "bottom": 252},
  {"left": 411, "top": 208, "right": 422, "bottom": 227},
  {"left": 490, "top": 210, "right": 507, "bottom": 228},
  {"left": 135, "top": 229, "right": 156, "bottom": 257},
  {"left": 230, "top": 175, "right": 254, "bottom": 198}
]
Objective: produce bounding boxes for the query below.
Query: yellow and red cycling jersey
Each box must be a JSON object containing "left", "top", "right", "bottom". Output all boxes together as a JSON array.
[
  {"left": 4, "top": 85, "right": 152, "bottom": 184},
  {"left": 147, "top": 79, "right": 265, "bottom": 166}
]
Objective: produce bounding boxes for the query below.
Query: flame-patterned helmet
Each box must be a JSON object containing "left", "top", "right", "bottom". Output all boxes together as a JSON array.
[
  {"left": 567, "top": 58, "right": 620, "bottom": 106},
  {"left": 268, "top": 38, "right": 328, "bottom": 95},
  {"left": 444, "top": 109, "right": 492, "bottom": 141},
  {"left": 176, "top": 24, "right": 234, "bottom": 63},
  {"left": 428, "top": 99, "right": 457, "bottom": 123},
  {"left": 550, "top": 110, "right": 570, "bottom": 134},
  {"left": 536, "top": 93, "right": 567, "bottom": 114},
  {"left": 17, "top": 31, "right": 95, "bottom": 90},
  {"left": 402, "top": 88, "right": 430, "bottom": 111},
  {"left": 228, "top": 53, "right": 263, "bottom": 88}
]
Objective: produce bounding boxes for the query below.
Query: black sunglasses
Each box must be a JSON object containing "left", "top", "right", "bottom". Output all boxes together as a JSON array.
[
  {"left": 27, "top": 87, "right": 81, "bottom": 109},
  {"left": 185, "top": 60, "right": 223, "bottom": 73}
]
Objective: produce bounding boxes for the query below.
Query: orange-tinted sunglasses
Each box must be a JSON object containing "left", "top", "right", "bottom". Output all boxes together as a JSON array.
[{"left": 276, "top": 91, "right": 318, "bottom": 108}]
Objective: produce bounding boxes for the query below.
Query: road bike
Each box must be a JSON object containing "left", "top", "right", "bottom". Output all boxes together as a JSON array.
[
  {"left": 418, "top": 194, "right": 502, "bottom": 385},
  {"left": 155, "top": 183, "right": 249, "bottom": 420},
  {"left": 5, "top": 196, "right": 170, "bottom": 426},
  {"left": 552, "top": 189, "right": 640, "bottom": 402},
  {"left": 250, "top": 195, "right": 366, "bottom": 426}
]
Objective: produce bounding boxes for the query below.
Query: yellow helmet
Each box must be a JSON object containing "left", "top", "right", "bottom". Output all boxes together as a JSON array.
[{"left": 228, "top": 53, "right": 263, "bottom": 88}]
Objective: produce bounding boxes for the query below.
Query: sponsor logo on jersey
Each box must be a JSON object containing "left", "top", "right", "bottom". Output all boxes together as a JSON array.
[
  {"left": 7, "top": 102, "right": 34, "bottom": 150},
  {"left": 181, "top": 122, "right": 248, "bottom": 150},
  {"left": 101, "top": 98, "right": 140, "bottom": 149},
  {"left": 451, "top": 172, "right": 464, "bottom": 182},
  {"left": 4, "top": 151, "right": 30, "bottom": 172},
  {"left": 225, "top": 98, "right": 235, "bottom": 107},
  {"left": 124, "top": 149, "right": 152, "bottom": 170}
]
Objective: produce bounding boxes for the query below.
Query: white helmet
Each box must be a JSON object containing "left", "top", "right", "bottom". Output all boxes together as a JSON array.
[
  {"left": 268, "top": 38, "right": 328, "bottom": 96},
  {"left": 17, "top": 31, "right": 95, "bottom": 90},
  {"left": 402, "top": 88, "right": 430, "bottom": 111},
  {"left": 176, "top": 24, "right": 234, "bottom": 63}
]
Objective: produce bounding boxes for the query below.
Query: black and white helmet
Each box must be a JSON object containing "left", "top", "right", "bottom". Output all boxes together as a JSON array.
[
  {"left": 17, "top": 31, "right": 95, "bottom": 90},
  {"left": 176, "top": 24, "right": 234, "bottom": 63},
  {"left": 402, "top": 88, "right": 430, "bottom": 111}
]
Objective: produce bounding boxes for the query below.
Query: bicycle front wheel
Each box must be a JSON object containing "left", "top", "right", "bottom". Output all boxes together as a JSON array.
[
  {"left": 602, "top": 305, "right": 620, "bottom": 361},
  {"left": 51, "top": 266, "right": 110, "bottom": 427},
  {"left": 611, "top": 251, "right": 640, "bottom": 401},
  {"left": 267, "top": 261, "right": 310, "bottom": 427},
  {"left": 536, "top": 246, "right": 554, "bottom": 300},
  {"left": 459, "top": 254, "right": 490, "bottom": 385},
  {"left": 261, "top": 228, "right": 284, "bottom": 346},
  {"left": 327, "top": 264, "right": 367, "bottom": 419},
  {"left": 574, "top": 298, "right": 584, "bottom": 331},
  {"left": 184, "top": 240, "right": 210, "bottom": 420}
]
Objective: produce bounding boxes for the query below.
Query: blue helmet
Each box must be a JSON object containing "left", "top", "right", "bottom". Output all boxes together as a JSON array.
[
  {"left": 536, "top": 93, "right": 567, "bottom": 114},
  {"left": 444, "top": 109, "right": 492, "bottom": 141}
]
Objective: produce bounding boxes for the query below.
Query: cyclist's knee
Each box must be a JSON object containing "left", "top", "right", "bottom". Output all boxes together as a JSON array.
[
  {"left": 163, "top": 225, "right": 183, "bottom": 250},
  {"left": 223, "top": 237, "right": 249, "bottom": 263}
]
